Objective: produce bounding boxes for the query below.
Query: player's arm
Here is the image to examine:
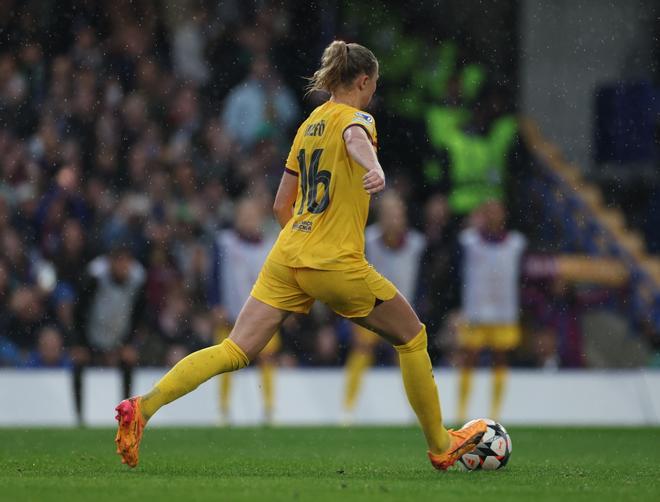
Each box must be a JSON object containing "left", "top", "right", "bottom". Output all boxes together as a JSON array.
[
  {"left": 273, "top": 170, "right": 299, "bottom": 228},
  {"left": 343, "top": 125, "right": 385, "bottom": 194}
]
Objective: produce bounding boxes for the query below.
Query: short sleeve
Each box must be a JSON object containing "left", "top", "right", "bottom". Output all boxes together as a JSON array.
[
  {"left": 284, "top": 137, "right": 300, "bottom": 176},
  {"left": 343, "top": 110, "right": 378, "bottom": 148}
]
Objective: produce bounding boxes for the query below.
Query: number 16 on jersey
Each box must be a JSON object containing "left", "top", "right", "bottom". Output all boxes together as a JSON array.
[{"left": 297, "top": 148, "right": 331, "bottom": 215}]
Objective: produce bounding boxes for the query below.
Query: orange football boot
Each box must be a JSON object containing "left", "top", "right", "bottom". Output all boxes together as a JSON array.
[
  {"left": 114, "top": 397, "right": 146, "bottom": 468},
  {"left": 427, "top": 419, "right": 487, "bottom": 470}
]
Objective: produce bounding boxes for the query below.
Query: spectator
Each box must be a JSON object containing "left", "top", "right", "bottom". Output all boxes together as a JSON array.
[
  {"left": 24, "top": 325, "right": 72, "bottom": 368},
  {"left": 154, "top": 286, "right": 204, "bottom": 363},
  {"left": 416, "top": 193, "right": 457, "bottom": 361},
  {"left": 36, "top": 165, "right": 90, "bottom": 256},
  {"left": 523, "top": 279, "right": 613, "bottom": 369},
  {"left": 426, "top": 85, "right": 518, "bottom": 218},
  {"left": 221, "top": 54, "right": 300, "bottom": 152},
  {"left": 5, "top": 286, "right": 46, "bottom": 357},
  {"left": 0, "top": 258, "right": 21, "bottom": 366},
  {"left": 51, "top": 218, "right": 90, "bottom": 291},
  {"left": 0, "top": 257, "right": 11, "bottom": 323},
  {"left": 0, "top": 52, "right": 29, "bottom": 135},
  {"left": 72, "top": 244, "right": 146, "bottom": 424},
  {"left": 170, "top": 4, "right": 211, "bottom": 85}
]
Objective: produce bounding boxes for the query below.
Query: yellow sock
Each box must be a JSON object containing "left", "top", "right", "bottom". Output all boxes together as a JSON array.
[
  {"left": 260, "top": 362, "right": 275, "bottom": 419},
  {"left": 394, "top": 325, "right": 450, "bottom": 454},
  {"left": 458, "top": 367, "right": 474, "bottom": 424},
  {"left": 220, "top": 373, "right": 232, "bottom": 418},
  {"left": 491, "top": 366, "right": 507, "bottom": 421},
  {"left": 343, "top": 350, "right": 374, "bottom": 411},
  {"left": 141, "top": 339, "right": 249, "bottom": 420}
]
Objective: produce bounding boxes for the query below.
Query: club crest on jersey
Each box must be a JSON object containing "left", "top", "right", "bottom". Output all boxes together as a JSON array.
[{"left": 354, "top": 112, "right": 373, "bottom": 124}]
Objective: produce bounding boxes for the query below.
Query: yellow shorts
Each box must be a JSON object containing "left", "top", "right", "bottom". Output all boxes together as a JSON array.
[
  {"left": 251, "top": 258, "right": 397, "bottom": 318},
  {"left": 216, "top": 325, "right": 281, "bottom": 355},
  {"left": 457, "top": 323, "right": 521, "bottom": 351}
]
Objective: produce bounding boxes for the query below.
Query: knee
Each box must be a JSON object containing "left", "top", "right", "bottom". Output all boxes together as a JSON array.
[
  {"left": 222, "top": 339, "right": 251, "bottom": 369},
  {"left": 393, "top": 323, "right": 427, "bottom": 353},
  {"left": 392, "top": 319, "right": 424, "bottom": 346}
]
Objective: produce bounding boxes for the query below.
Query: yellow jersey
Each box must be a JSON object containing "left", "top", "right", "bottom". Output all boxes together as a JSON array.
[{"left": 268, "top": 100, "right": 378, "bottom": 270}]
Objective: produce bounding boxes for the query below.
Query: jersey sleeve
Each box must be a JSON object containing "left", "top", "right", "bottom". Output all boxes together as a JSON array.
[
  {"left": 284, "top": 128, "right": 302, "bottom": 176},
  {"left": 342, "top": 110, "right": 378, "bottom": 148}
]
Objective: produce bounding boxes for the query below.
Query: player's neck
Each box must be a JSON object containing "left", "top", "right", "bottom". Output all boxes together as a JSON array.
[{"left": 329, "top": 92, "right": 362, "bottom": 110}]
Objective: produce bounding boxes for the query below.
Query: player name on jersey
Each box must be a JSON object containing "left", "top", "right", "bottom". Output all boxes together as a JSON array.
[{"left": 304, "top": 120, "right": 326, "bottom": 137}]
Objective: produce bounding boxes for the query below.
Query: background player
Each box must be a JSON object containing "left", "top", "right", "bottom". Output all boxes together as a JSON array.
[
  {"left": 209, "top": 197, "right": 280, "bottom": 424},
  {"left": 342, "top": 191, "right": 426, "bottom": 422},
  {"left": 455, "top": 200, "right": 526, "bottom": 422},
  {"left": 115, "top": 40, "right": 486, "bottom": 470}
]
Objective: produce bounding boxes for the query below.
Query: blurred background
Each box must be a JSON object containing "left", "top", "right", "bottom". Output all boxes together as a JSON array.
[{"left": 0, "top": 0, "right": 659, "bottom": 426}]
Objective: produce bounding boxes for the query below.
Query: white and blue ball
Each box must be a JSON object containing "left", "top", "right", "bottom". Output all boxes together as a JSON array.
[{"left": 457, "top": 418, "right": 512, "bottom": 471}]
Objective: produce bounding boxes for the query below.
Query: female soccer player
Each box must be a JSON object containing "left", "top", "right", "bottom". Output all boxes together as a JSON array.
[{"left": 115, "top": 40, "right": 486, "bottom": 470}]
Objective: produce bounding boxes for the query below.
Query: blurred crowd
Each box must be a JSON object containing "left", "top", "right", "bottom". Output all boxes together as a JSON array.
[
  {"left": 0, "top": 0, "right": 308, "bottom": 370},
  {"left": 0, "top": 0, "right": 650, "bottom": 374}
]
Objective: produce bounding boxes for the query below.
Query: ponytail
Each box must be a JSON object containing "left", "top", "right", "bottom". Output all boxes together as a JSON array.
[{"left": 306, "top": 40, "right": 377, "bottom": 95}]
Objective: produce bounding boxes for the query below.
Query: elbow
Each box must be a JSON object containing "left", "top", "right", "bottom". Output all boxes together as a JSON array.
[
  {"left": 273, "top": 201, "right": 291, "bottom": 228},
  {"left": 273, "top": 200, "right": 289, "bottom": 222},
  {"left": 272, "top": 199, "right": 284, "bottom": 217}
]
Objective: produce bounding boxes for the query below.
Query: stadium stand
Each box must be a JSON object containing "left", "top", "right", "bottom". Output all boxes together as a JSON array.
[{"left": 521, "top": 118, "right": 660, "bottom": 343}]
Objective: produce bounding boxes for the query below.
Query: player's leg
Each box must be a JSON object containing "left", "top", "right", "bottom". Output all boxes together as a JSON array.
[
  {"left": 256, "top": 332, "right": 281, "bottom": 424},
  {"left": 343, "top": 324, "right": 378, "bottom": 417},
  {"left": 258, "top": 359, "right": 275, "bottom": 423},
  {"left": 220, "top": 373, "right": 232, "bottom": 422},
  {"left": 118, "top": 344, "right": 138, "bottom": 400},
  {"left": 140, "top": 297, "right": 288, "bottom": 420},
  {"left": 215, "top": 325, "right": 233, "bottom": 423},
  {"left": 489, "top": 325, "right": 520, "bottom": 421},
  {"left": 458, "top": 349, "right": 479, "bottom": 424},
  {"left": 70, "top": 345, "right": 91, "bottom": 426},
  {"left": 491, "top": 351, "right": 508, "bottom": 421},
  {"left": 456, "top": 322, "right": 484, "bottom": 424},
  {"left": 72, "top": 363, "right": 84, "bottom": 426},
  {"left": 115, "top": 258, "right": 312, "bottom": 467},
  {"left": 296, "top": 265, "right": 486, "bottom": 469},
  {"left": 354, "top": 293, "right": 486, "bottom": 469},
  {"left": 353, "top": 292, "right": 451, "bottom": 454},
  {"left": 114, "top": 297, "right": 288, "bottom": 467}
]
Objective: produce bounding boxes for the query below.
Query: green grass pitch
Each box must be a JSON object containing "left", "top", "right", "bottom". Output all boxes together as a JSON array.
[{"left": 1, "top": 427, "right": 658, "bottom": 501}]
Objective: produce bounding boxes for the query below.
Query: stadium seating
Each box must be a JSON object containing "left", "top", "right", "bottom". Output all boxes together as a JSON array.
[{"left": 521, "top": 118, "right": 660, "bottom": 333}]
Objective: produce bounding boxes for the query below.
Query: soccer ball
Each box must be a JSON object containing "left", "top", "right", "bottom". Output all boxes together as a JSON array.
[{"left": 457, "top": 418, "right": 512, "bottom": 471}]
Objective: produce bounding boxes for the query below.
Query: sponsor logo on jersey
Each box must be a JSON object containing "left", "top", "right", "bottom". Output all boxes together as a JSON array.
[
  {"left": 293, "top": 221, "right": 313, "bottom": 233},
  {"left": 354, "top": 112, "right": 374, "bottom": 124}
]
